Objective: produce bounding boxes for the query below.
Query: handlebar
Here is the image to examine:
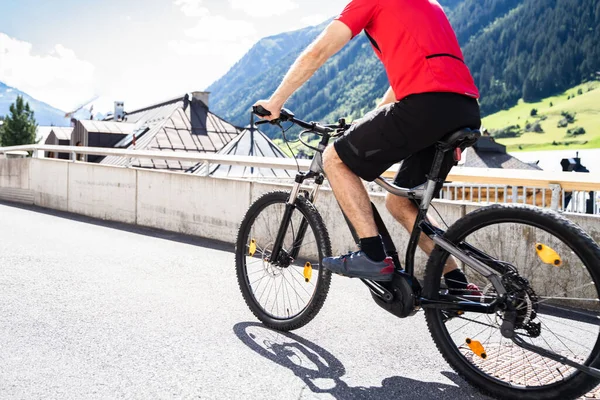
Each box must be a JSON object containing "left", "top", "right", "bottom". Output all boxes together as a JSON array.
[{"left": 252, "top": 105, "right": 350, "bottom": 136}]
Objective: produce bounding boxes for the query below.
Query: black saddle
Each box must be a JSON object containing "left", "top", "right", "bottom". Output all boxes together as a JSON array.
[{"left": 438, "top": 128, "right": 481, "bottom": 151}]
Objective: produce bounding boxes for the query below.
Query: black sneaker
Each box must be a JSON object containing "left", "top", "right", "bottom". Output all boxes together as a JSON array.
[{"left": 322, "top": 251, "right": 394, "bottom": 282}]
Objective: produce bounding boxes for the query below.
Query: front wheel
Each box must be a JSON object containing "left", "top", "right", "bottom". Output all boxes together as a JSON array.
[
  {"left": 424, "top": 204, "right": 600, "bottom": 400},
  {"left": 235, "top": 191, "right": 332, "bottom": 331}
]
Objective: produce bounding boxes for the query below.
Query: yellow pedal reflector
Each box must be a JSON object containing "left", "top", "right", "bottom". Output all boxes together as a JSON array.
[
  {"left": 466, "top": 338, "right": 487, "bottom": 359},
  {"left": 535, "top": 243, "right": 562, "bottom": 267},
  {"left": 303, "top": 262, "right": 313, "bottom": 283},
  {"left": 249, "top": 239, "right": 257, "bottom": 257}
]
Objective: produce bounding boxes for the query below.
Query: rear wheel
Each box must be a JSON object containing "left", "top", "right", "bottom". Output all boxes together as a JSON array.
[
  {"left": 236, "top": 191, "right": 332, "bottom": 331},
  {"left": 424, "top": 205, "right": 600, "bottom": 400}
]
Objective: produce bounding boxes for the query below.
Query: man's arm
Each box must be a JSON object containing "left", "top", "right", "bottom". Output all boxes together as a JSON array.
[
  {"left": 254, "top": 21, "right": 352, "bottom": 120},
  {"left": 377, "top": 86, "right": 396, "bottom": 108}
]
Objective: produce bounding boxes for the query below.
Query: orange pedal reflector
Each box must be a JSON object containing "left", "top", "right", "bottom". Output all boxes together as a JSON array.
[
  {"left": 466, "top": 338, "right": 487, "bottom": 359},
  {"left": 303, "top": 262, "right": 313, "bottom": 283},
  {"left": 249, "top": 239, "right": 257, "bottom": 257},
  {"left": 535, "top": 243, "right": 562, "bottom": 267}
]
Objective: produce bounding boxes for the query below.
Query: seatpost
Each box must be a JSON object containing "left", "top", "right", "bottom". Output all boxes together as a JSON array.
[
  {"left": 405, "top": 145, "right": 450, "bottom": 275},
  {"left": 420, "top": 144, "right": 449, "bottom": 211}
]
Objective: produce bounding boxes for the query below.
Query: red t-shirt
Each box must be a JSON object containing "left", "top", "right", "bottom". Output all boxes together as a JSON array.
[{"left": 336, "top": 0, "right": 480, "bottom": 101}]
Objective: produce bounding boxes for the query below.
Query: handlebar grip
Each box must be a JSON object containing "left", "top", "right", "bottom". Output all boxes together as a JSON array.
[
  {"left": 252, "top": 105, "right": 272, "bottom": 117},
  {"left": 255, "top": 120, "right": 270, "bottom": 125}
]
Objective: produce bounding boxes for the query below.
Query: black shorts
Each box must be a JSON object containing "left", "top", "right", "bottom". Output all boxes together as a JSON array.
[{"left": 334, "top": 92, "right": 481, "bottom": 190}]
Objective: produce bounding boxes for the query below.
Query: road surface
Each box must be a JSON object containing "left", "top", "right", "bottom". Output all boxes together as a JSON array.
[{"left": 0, "top": 202, "right": 592, "bottom": 399}]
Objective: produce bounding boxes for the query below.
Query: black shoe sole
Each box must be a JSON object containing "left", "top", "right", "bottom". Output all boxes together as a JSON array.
[{"left": 330, "top": 270, "right": 393, "bottom": 282}]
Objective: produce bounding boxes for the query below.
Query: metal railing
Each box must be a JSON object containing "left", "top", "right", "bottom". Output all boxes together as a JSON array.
[
  {"left": 438, "top": 183, "right": 598, "bottom": 214},
  {"left": 1, "top": 144, "right": 599, "bottom": 214}
]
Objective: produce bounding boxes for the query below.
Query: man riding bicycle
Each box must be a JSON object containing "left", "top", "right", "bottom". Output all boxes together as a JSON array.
[{"left": 254, "top": 0, "right": 481, "bottom": 290}]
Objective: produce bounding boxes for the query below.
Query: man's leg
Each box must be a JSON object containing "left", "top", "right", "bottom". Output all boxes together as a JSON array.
[
  {"left": 320, "top": 144, "right": 392, "bottom": 281},
  {"left": 322, "top": 145, "right": 378, "bottom": 239}
]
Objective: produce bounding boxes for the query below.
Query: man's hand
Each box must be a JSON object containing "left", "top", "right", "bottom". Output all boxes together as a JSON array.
[{"left": 253, "top": 99, "right": 282, "bottom": 121}]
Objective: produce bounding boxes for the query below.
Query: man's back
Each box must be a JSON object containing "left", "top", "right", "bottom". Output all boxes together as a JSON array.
[{"left": 336, "top": 0, "right": 479, "bottom": 100}]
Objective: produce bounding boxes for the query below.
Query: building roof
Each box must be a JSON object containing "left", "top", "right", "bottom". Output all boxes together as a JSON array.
[
  {"left": 78, "top": 120, "right": 136, "bottom": 135},
  {"left": 100, "top": 95, "right": 240, "bottom": 171},
  {"left": 37, "top": 126, "right": 55, "bottom": 143},
  {"left": 459, "top": 137, "right": 542, "bottom": 170},
  {"left": 190, "top": 125, "right": 291, "bottom": 178},
  {"left": 103, "top": 96, "right": 184, "bottom": 124},
  {"left": 49, "top": 127, "right": 74, "bottom": 141}
]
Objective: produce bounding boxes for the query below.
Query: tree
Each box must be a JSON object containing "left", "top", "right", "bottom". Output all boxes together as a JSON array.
[{"left": 0, "top": 96, "right": 37, "bottom": 147}]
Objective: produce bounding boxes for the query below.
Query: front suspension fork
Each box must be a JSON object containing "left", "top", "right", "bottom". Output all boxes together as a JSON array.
[{"left": 271, "top": 177, "right": 323, "bottom": 263}]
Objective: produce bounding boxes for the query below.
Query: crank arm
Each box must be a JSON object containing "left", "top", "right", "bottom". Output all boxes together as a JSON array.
[
  {"left": 362, "top": 279, "right": 393, "bottom": 302},
  {"left": 512, "top": 335, "right": 600, "bottom": 379},
  {"left": 420, "top": 298, "right": 500, "bottom": 313}
]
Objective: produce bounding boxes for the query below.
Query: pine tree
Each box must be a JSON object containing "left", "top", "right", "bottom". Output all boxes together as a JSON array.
[{"left": 0, "top": 96, "right": 37, "bottom": 147}]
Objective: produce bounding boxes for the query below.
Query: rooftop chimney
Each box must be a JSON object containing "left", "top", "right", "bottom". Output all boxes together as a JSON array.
[
  {"left": 114, "top": 101, "right": 125, "bottom": 122},
  {"left": 190, "top": 92, "right": 210, "bottom": 136},
  {"left": 191, "top": 91, "right": 209, "bottom": 107}
]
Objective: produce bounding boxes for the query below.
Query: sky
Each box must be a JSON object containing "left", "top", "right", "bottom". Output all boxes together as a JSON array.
[{"left": 0, "top": 0, "right": 349, "bottom": 113}]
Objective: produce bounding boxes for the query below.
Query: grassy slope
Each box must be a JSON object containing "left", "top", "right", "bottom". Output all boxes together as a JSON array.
[
  {"left": 275, "top": 82, "right": 600, "bottom": 157},
  {"left": 482, "top": 82, "right": 600, "bottom": 151}
]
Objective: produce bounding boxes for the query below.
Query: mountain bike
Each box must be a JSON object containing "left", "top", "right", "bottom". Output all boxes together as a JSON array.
[{"left": 235, "top": 107, "right": 600, "bottom": 400}]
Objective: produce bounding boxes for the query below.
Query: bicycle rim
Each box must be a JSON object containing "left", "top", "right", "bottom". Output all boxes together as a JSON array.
[
  {"left": 240, "top": 199, "right": 325, "bottom": 321},
  {"left": 427, "top": 207, "right": 600, "bottom": 396}
]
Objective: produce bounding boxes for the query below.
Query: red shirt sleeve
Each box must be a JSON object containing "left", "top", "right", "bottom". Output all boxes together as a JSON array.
[{"left": 335, "top": 0, "right": 378, "bottom": 38}]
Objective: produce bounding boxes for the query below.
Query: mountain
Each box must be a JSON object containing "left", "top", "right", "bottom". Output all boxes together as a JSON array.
[
  {"left": 0, "top": 82, "right": 69, "bottom": 126},
  {"left": 207, "top": 0, "right": 600, "bottom": 135},
  {"left": 463, "top": 0, "right": 600, "bottom": 114},
  {"left": 207, "top": 21, "right": 330, "bottom": 116}
]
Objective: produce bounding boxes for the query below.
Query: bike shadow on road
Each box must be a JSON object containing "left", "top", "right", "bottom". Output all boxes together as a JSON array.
[
  {"left": 0, "top": 200, "right": 234, "bottom": 252},
  {"left": 233, "top": 322, "right": 490, "bottom": 400}
]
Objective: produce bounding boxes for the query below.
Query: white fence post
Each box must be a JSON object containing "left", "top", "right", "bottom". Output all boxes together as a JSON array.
[{"left": 550, "top": 184, "right": 562, "bottom": 211}]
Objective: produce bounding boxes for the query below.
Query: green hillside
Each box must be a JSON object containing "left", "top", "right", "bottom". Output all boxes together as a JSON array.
[
  {"left": 465, "top": 0, "right": 600, "bottom": 115},
  {"left": 483, "top": 82, "right": 600, "bottom": 151}
]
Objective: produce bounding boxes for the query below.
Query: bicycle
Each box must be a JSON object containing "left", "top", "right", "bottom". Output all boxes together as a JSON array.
[{"left": 235, "top": 107, "right": 600, "bottom": 400}]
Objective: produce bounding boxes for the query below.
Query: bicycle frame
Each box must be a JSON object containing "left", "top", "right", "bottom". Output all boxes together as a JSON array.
[
  {"left": 253, "top": 108, "right": 600, "bottom": 380},
  {"left": 267, "top": 128, "right": 507, "bottom": 316}
]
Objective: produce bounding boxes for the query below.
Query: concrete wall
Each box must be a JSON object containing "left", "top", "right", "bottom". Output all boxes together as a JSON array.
[
  {"left": 68, "top": 163, "right": 137, "bottom": 224},
  {"left": 137, "top": 169, "right": 251, "bottom": 241},
  {"left": 0, "top": 158, "right": 599, "bottom": 287},
  {"left": 0, "top": 158, "right": 33, "bottom": 204},
  {"left": 30, "top": 158, "right": 68, "bottom": 211},
  {"left": 0, "top": 158, "right": 30, "bottom": 189}
]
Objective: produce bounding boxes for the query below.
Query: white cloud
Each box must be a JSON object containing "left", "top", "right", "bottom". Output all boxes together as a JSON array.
[
  {"left": 168, "top": 1, "right": 262, "bottom": 95},
  {"left": 300, "top": 14, "right": 327, "bottom": 27},
  {"left": 229, "top": 0, "right": 299, "bottom": 17},
  {"left": 174, "top": 0, "right": 209, "bottom": 17},
  {"left": 185, "top": 16, "right": 256, "bottom": 42},
  {"left": 0, "top": 33, "right": 95, "bottom": 111}
]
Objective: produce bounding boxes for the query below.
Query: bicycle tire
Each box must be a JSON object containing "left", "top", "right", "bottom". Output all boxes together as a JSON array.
[
  {"left": 235, "top": 191, "right": 332, "bottom": 331},
  {"left": 423, "top": 204, "right": 600, "bottom": 400}
]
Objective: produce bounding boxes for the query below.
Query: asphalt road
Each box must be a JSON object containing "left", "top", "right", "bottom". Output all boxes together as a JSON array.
[{"left": 0, "top": 202, "right": 501, "bottom": 399}]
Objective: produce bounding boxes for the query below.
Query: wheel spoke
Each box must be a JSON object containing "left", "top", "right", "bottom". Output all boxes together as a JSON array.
[
  {"left": 431, "top": 214, "right": 600, "bottom": 393},
  {"left": 237, "top": 194, "right": 329, "bottom": 324}
]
